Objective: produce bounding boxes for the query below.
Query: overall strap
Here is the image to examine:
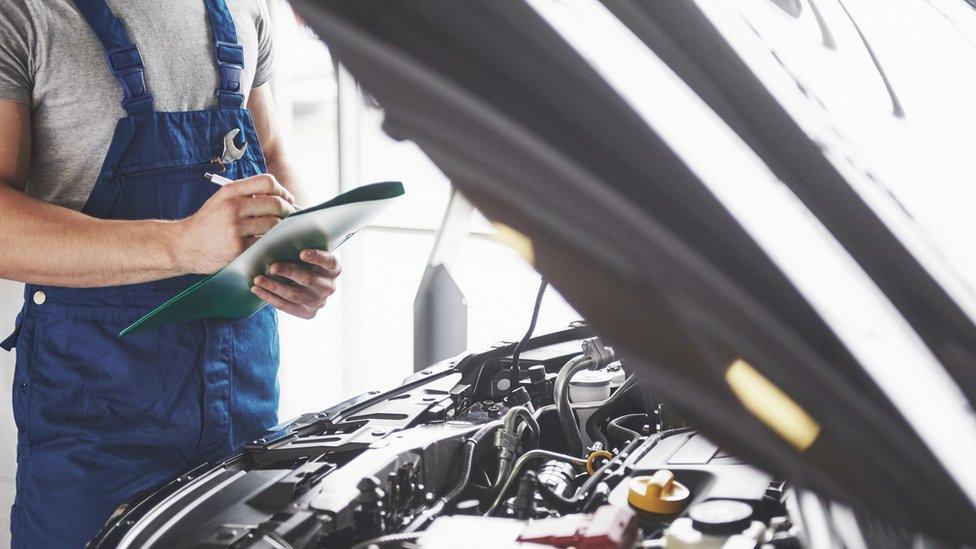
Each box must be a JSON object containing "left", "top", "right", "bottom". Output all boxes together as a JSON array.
[
  {"left": 204, "top": 0, "right": 246, "bottom": 109},
  {"left": 72, "top": 0, "right": 155, "bottom": 115}
]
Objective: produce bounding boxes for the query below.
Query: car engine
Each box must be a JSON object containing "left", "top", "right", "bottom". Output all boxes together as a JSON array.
[{"left": 90, "top": 325, "right": 804, "bottom": 548}]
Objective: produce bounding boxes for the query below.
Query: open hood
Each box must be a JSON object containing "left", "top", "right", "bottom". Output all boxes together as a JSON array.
[{"left": 290, "top": 0, "right": 976, "bottom": 542}]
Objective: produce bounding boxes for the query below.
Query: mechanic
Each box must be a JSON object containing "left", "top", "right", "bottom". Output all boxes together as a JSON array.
[{"left": 0, "top": 1, "right": 339, "bottom": 546}]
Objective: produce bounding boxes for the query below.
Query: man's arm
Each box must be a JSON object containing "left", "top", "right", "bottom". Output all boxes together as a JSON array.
[
  {"left": 0, "top": 100, "right": 297, "bottom": 287},
  {"left": 247, "top": 85, "right": 341, "bottom": 319}
]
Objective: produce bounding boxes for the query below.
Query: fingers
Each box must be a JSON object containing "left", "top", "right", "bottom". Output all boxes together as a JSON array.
[
  {"left": 237, "top": 194, "right": 295, "bottom": 218},
  {"left": 299, "top": 249, "right": 341, "bottom": 276},
  {"left": 251, "top": 253, "right": 340, "bottom": 319},
  {"left": 223, "top": 173, "right": 296, "bottom": 205},
  {"left": 267, "top": 262, "right": 338, "bottom": 296},
  {"left": 251, "top": 285, "right": 319, "bottom": 319},
  {"left": 238, "top": 215, "right": 281, "bottom": 237}
]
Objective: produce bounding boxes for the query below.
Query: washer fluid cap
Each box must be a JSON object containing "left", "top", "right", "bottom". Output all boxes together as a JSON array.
[
  {"left": 688, "top": 499, "right": 753, "bottom": 535},
  {"left": 570, "top": 368, "right": 615, "bottom": 387},
  {"left": 627, "top": 469, "right": 690, "bottom": 514}
]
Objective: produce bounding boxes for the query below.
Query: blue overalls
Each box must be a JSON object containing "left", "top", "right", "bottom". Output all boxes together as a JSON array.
[{"left": 0, "top": 1, "right": 280, "bottom": 546}]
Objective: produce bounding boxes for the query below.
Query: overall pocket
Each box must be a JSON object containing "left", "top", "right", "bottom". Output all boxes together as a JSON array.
[
  {"left": 24, "top": 308, "right": 205, "bottom": 448},
  {"left": 117, "top": 161, "right": 219, "bottom": 221}
]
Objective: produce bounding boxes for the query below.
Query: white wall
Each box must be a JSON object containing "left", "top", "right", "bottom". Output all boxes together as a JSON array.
[{"left": 0, "top": 280, "right": 22, "bottom": 549}]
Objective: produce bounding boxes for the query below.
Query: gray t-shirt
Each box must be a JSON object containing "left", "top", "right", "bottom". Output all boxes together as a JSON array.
[{"left": 0, "top": 0, "right": 275, "bottom": 211}]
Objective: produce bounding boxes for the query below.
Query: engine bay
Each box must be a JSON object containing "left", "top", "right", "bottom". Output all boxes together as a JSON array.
[{"left": 90, "top": 326, "right": 804, "bottom": 548}]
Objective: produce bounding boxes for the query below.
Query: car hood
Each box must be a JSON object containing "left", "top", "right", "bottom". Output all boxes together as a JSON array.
[{"left": 291, "top": 0, "right": 976, "bottom": 542}]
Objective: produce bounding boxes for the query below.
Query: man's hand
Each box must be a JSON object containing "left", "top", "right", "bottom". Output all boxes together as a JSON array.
[
  {"left": 251, "top": 250, "right": 341, "bottom": 319},
  {"left": 177, "top": 174, "right": 296, "bottom": 274}
]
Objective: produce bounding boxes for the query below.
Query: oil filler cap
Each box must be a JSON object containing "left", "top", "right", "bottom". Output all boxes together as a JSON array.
[
  {"left": 627, "top": 469, "right": 690, "bottom": 514},
  {"left": 688, "top": 499, "right": 753, "bottom": 535}
]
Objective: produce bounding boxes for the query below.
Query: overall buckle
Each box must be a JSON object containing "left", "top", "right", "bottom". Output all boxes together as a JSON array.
[
  {"left": 214, "top": 41, "right": 245, "bottom": 108},
  {"left": 106, "top": 45, "right": 154, "bottom": 114}
]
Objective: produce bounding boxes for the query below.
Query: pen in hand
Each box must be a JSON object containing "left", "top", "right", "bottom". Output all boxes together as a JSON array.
[
  {"left": 203, "top": 172, "right": 235, "bottom": 186},
  {"left": 204, "top": 172, "right": 303, "bottom": 212}
]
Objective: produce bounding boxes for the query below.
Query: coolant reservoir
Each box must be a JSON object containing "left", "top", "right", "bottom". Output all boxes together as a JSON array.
[
  {"left": 569, "top": 368, "right": 615, "bottom": 447},
  {"left": 569, "top": 368, "right": 615, "bottom": 403}
]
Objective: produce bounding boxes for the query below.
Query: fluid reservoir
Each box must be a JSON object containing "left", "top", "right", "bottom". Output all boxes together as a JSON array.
[
  {"left": 569, "top": 368, "right": 615, "bottom": 447},
  {"left": 569, "top": 368, "right": 614, "bottom": 404},
  {"left": 663, "top": 500, "right": 765, "bottom": 549},
  {"left": 606, "top": 361, "right": 627, "bottom": 390}
]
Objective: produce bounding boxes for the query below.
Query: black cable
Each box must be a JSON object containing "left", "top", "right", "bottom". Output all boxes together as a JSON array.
[{"left": 509, "top": 279, "right": 549, "bottom": 388}]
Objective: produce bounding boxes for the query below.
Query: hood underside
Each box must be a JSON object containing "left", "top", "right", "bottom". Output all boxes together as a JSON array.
[{"left": 290, "top": 0, "right": 976, "bottom": 542}]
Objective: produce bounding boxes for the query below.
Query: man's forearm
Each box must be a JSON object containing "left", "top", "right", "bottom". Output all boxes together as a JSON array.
[
  {"left": 0, "top": 185, "right": 187, "bottom": 287},
  {"left": 266, "top": 148, "right": 307, "bottom": 206}
]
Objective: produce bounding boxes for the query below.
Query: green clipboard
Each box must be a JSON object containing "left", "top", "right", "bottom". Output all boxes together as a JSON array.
[{"left": 120, "top": 181, "right": 405, "bottom": 336}]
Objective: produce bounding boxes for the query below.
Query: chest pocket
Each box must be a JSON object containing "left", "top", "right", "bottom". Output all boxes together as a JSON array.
[{"left": 116, "top": 161, "right": 220, "bottom": 221}]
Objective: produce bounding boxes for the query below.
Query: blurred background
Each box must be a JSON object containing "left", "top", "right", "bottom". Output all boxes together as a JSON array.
[{"left": 0, "top": 2, "right": 581, "bottom": 544}]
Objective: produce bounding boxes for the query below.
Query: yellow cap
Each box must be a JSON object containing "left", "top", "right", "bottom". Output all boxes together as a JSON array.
[{"left": 628, "top": 469, "right": 690, "bottom": 514}]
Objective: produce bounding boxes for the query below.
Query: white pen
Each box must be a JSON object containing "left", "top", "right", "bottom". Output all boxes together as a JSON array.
[
  {"left": 204, "top": 172, "right": 303, "bottom": 212},
  {"left": 204, "top": 172, "right": 235, "bottom": 186}
]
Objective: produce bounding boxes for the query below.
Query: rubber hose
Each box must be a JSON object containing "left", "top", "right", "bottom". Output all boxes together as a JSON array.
[
  {"left": 533, "top": 404, "right": 556, "bottom": 421},
  {"left": 485, "top": 449, "right": 587, "bottom": 515},
  {"left": 536, "top": 430, "right": 648, "bottom": 512},
  {"left": 494, "top": 406, "right": 540, "bottom": 488},
  {"left": 503, "top": 406, "right": 539, "bottom": 447},
  {"left": 607, "top": 413, "right": 647, "bottom": 442},
  {"left": 553, "top": 355, "right": 595, "bottom": 456},
  {"left": 583, "top": 375, "right": 639, "bottom": 447}
]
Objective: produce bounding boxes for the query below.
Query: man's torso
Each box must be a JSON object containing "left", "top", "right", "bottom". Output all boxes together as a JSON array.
[{"left": 0, "top": 0, "right": 273, "bottom": 211}]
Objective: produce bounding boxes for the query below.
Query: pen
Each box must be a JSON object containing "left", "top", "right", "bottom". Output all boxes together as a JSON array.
[
  {"left": 204, "top": 172, "right": 234, "bottom": 186},
  {"left": 204, "top": 172, "right": 303, "bottom": 212}
]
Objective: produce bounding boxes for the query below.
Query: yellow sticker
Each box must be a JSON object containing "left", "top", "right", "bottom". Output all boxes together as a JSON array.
[
  {"left": 725, "top": 359, "right": 820, "bottom": 451},
  {"left": 493, "top": 223, "right": 535, "bottom": 265}
]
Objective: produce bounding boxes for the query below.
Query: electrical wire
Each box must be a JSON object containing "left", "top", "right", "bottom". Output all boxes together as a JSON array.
[{"left": 509, "top": 279, "right": 549, "bottom": 388}]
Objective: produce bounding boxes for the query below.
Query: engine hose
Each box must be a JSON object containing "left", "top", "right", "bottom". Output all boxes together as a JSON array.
[
  {"left": 533, "top": 404, "right": 556, "bottom": 421},
  {"left": 485, "top": 449, "right": 587, "bottom": 515},
  {"left": 504, "top": 406, "right": 539, "bottom": 448},
  {"left": 536, "top": 436, "right": 642, "bottom": 512},
  {"left": 553, "top": 354, "right": 595, "bottom": 456},
  {"left": 349, "top": 532, "right": 422, "bottom": 549},
  {"left": 583, "top": 375, "right": 639, "bottom": 447},
  {"left": 607, "top": 413, "right": 647, "bottom": 442},
  {"left": 541, "top": 427, "right": 694, "bottom": 512},
  {"left": 493, "top": 406, "right": 541, "bottom": 488}
]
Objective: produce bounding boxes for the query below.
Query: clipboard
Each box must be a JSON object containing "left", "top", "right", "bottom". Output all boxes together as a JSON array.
[{"left": 120, "top": 181, "right": 404, "bottom": 336}]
